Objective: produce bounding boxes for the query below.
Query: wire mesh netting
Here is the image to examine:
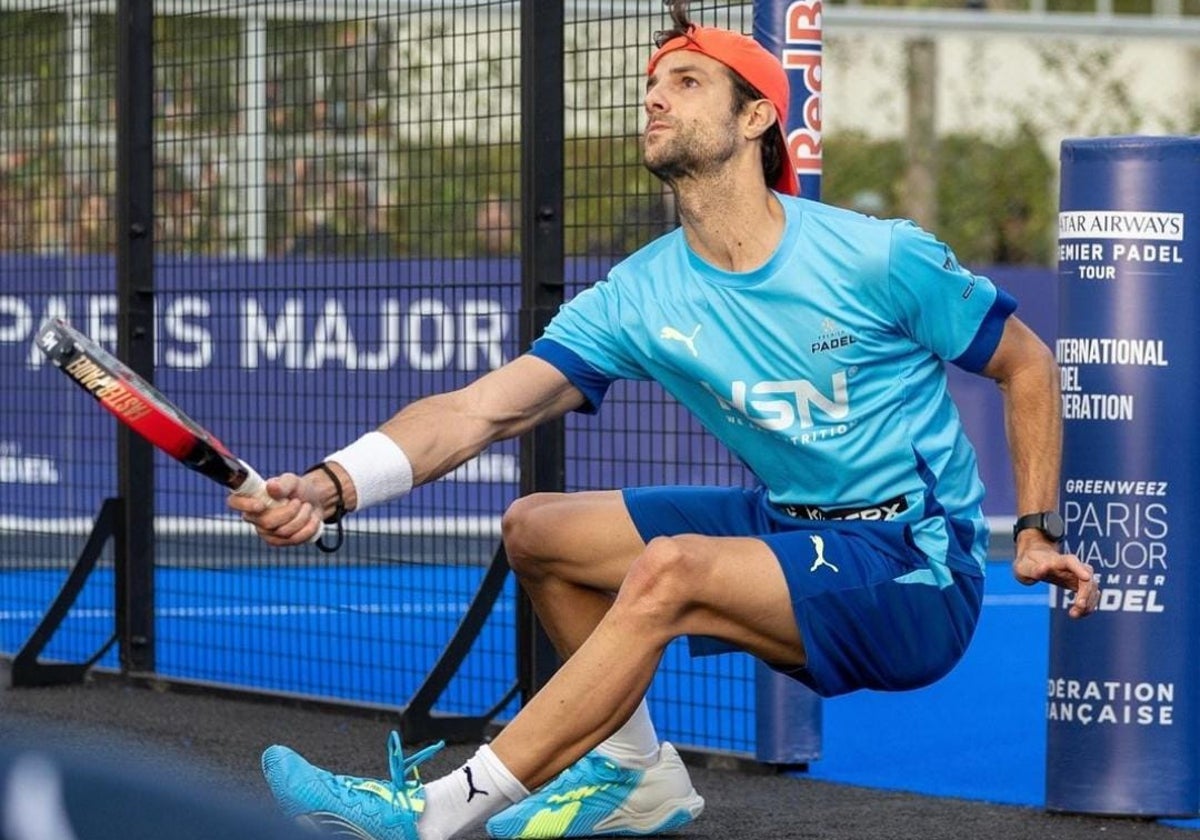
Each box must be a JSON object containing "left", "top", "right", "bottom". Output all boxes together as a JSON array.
[
  {"left": 0, "top": 7, "right": 119, "bottom": 674},
  {"left": 1, "top": 0, "right": 1198, "bottom": 759},
  {"left": 145, "top": 2, "right": 523, "bottom": 713},
  {"left": 3, "top": 2, "right": 527, "bottom": 725}
]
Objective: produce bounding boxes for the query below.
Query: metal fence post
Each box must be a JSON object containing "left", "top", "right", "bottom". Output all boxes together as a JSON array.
[
  {"left": 517, "top": 0, "right": 567, "bottom": 702},
  {"left": 115, "top": 0, "right": 156, "bottom": 675}
]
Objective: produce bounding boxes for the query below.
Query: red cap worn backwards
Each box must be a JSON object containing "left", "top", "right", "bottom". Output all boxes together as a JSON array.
[{"left": 647, "top": 25, "right": 799, "bottom": 197}]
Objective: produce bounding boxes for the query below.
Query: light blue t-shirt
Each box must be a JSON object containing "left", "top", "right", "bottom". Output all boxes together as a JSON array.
[{"left": 531, "top": 194, "right": 1016, "bottom": 578}]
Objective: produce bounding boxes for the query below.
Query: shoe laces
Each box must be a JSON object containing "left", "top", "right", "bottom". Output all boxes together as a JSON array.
[
  {"left": 330, "top": 731, "right": 445, "bottom": 816},
  {"left": 387, "top": 730, "right": 445, "bottom": 790}
]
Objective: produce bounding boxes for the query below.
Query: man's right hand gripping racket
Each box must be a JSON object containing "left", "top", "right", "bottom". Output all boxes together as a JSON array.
[{"left": 36, "top": 318, "right": 323, "bottom": 544}]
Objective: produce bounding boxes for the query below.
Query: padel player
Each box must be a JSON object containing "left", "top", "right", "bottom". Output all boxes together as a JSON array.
[{"left": 231, "top": 4, "right": 1099, "bottom": 839}]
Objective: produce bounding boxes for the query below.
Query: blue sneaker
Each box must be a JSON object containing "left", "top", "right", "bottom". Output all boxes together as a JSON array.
[
  {"left": 485, "top": 742, "right": 704, "bottom": 838},
  {"left": 261, "top": 731, "right": 443, "bottom": 840}
]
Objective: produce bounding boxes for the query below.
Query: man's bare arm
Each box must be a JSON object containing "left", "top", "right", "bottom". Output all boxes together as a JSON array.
[
  {"left": 377, "top": 355, "right": 585, "bottom": 494},
  {"left": 230, "top": 354, "right": 586, "bottom": 543},
  {"left": 982, "top": 316, "right": 1099, "bottom": 618}
]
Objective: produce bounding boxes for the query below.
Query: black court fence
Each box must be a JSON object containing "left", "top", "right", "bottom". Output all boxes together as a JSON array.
[
  {"left": 9, "top": 0, "right": 1188, "bottom": 758},
  {"left": 0, "top": 0, "right": 765, "bottom": 757}
]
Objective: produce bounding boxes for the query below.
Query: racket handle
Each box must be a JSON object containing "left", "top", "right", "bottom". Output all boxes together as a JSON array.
[{"left": 234, "top": 461, "right": 324, "bottom": 544}]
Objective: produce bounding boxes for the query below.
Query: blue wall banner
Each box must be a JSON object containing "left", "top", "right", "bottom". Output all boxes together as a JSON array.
[
  {"left": 1, "top": 257, "right": 526, "bottom": 525},
  {"left": 1046, "top": 136, "right": 1200, "bottom": 816},
  {"left": 0, "top": 257, "right": 1041, "bottom": 525}
]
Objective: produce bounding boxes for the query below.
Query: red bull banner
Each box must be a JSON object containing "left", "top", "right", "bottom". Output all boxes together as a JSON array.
[
  {"left": 755, "top": 0, "right": 822, "bottom": 201},
  {"left": 752, "top": 0, "right": 825, "bottom": 766},
  {"left": 1047, "top": 136, "right": 1200, "bottom": 816}
]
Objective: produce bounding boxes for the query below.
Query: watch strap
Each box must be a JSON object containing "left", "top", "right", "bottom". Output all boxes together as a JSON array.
[{"left": 1012, "top": 511, "right": 1064, "bottom": 542}]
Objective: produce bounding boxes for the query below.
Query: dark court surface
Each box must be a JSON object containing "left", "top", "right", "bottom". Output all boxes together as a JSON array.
[{"left": 0, "top": 670, "right": 1192, "bottom": 840}]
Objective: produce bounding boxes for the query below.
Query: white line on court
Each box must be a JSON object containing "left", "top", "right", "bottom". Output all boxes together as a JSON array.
[
  {"left": 0, "top": 594, "right": 1041, "bottom": 623},
  {"left": 983, "top": 593, "right": 1048, "bottom": 607},
  {"left": 0, "top": 601, "right": 514, "bottom": 622}
]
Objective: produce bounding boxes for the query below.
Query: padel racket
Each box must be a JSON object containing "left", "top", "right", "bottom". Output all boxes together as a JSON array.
[{"left": 36, "top": 317, "right": 321, "bottom": 540}]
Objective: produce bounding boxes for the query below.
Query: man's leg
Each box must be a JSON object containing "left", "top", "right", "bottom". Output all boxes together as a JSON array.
[
  {"left": 501, "top": 490, "right": 664, "bottom": 765},
  {"left": 501, "top": 490, "right": 646, "bottom": 658},
  {"left": 421, "top": 492, "right": 669, "bottom": 840},
  {"left": 425, "top": 527, "right": 801, "bottom": 840},
  {"left": 491, "top": 532, "right": 803, "bottom": 788}
]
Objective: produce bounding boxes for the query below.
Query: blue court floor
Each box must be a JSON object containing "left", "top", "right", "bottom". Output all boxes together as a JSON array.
[{"left": 3, "top": 558, "right": 1197, "bottom": 828}]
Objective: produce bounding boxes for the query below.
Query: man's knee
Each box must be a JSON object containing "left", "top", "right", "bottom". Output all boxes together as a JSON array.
[
  {"left": 501, "top": 492, "right": 566, "bottom": 577},
  {"left": 617, "top": 536, "right": 704, "bottom": 623}
]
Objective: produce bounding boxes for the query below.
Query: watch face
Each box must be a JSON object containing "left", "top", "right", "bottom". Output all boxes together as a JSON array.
[{"left": 1043, "top": 511, "right": 1065, "bottom": 541}]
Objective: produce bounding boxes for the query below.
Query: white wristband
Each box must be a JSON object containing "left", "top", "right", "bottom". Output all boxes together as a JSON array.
[{"left": 325, "top": 431, "right": 414, "bottom": 513}]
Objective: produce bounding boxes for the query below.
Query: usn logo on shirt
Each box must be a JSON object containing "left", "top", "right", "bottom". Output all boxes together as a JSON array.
[
  {"left": 701, "top": 372, "right": 853, "bottom": 446},
  {"left": 657, "top": 320, "right": 855, "bottom": 446}
]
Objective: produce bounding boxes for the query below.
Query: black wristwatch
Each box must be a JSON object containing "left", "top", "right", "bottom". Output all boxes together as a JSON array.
[{"left": 1012, "top": 510, "right": 1065, "bottom": 543}]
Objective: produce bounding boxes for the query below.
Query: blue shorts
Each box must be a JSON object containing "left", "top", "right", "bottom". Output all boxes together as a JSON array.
[{"left": 623, "top": 485, "right": 984, "bottom": 698}]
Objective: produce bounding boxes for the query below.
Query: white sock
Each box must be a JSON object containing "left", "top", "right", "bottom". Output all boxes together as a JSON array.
[
  {"left": 417, "top": 744, "right": 528, "bottom": 840},
  {"left": 593, "top": 699, "right": 660, "bottom": 768}
]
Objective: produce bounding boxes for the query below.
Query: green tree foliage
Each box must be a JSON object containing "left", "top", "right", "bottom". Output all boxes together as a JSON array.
[
  {"left": 823, "top": 127, "right": 1056, "bottom": 265},
  {"left": 0, "top": 10, "right": 1170, "bottom": 264}
]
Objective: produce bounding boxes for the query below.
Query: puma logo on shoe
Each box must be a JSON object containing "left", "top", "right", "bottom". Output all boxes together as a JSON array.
[{"left": 659, "top": 325, "right": 701, "bottom": 357}]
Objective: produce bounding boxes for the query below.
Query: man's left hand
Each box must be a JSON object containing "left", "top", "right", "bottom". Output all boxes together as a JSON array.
[{"left": 1012, "top": 542, "right": 1100, "bottom": 619}]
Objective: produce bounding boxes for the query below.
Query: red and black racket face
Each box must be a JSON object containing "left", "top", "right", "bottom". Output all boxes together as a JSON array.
[{"left": 37, "top": 318, "right": 248, "bottom": 489}]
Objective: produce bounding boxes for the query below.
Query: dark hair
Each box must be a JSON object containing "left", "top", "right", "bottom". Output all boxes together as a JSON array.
[
  {"left": 652, "top": 0, "right": 784, "bottom": 190},
  {"left": 652, "top": 0, "right": 693, "bottom": 48}
]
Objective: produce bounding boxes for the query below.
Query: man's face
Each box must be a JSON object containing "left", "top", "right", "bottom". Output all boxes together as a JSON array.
[{"left": 642, "top": 50, "right": 742, "bottom": 186}]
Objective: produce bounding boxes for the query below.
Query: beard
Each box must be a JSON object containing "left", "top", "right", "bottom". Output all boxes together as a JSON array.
[{"left": 642, "top": 121, "right": 739, "bottom": 188}]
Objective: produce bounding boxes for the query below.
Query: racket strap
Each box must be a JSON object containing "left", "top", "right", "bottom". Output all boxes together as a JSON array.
[{"left": 306, "top": 462, "right": 347, "bottom": 553}]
